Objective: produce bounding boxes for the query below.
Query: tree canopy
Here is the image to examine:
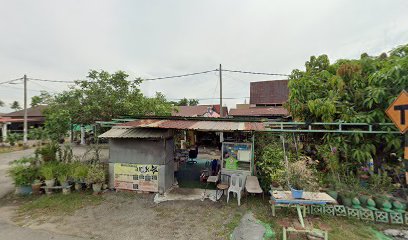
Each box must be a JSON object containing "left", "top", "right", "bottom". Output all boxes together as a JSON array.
[
  {"left": 10, "top": 101, "right": 21, "bottom": 111},
  {"left": 287, "top": 44, "right": 408, "bottom": 165},
  {"left": 170, "top": 98, "right": 200, "bottom": 106},
  {"left": 31, "top": 91, "right": 52, "bottom": 107},
  {"left": 45, "top": 70, "right": 174, "bottom": 127}
]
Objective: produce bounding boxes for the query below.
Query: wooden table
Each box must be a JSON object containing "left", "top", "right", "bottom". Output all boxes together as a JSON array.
[{"left": 270, "top": 190, "right": 336, "bottom": 240}]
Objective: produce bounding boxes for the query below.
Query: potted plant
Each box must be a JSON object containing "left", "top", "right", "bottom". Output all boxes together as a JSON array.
[
  {"left": 73, "top": 163, "right": 89, "bottom": 191},
  {"left": 40, "top": 162, "right": 57, "bottom": 187},
  {"left": 8, "top": 164, "right": 36, "bottom": 195},
  {"left": 287, "top": 160, "right": 318, "bottom": 199},
  {"left": 87, "top": 165, "right": 105, "bottom": 193},
  {"left": 31, "top": 179, "right": 43, "bottom": 195}
]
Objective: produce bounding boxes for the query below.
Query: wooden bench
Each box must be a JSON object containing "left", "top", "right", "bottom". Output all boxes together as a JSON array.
[{"left": 245, "top": 176, "right": 264, "bottom": 200}]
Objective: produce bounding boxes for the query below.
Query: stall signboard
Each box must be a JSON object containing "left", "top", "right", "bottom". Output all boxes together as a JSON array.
[{"left": 114, "top": 163, "right": 159, "bottom": 192}]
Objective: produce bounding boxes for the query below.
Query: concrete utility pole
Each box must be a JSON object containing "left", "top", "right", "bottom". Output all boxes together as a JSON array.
[
  {"left": 23, "top": 74, "right": 28, "bottom": 144},
  {"left": 219, "top": 64, "right": 224, "bottom": 143},
  {"left": 219, "top": 64, "right": 223, "bottom": 117}
]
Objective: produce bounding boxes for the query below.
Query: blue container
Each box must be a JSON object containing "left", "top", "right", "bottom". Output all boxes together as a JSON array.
[
  {"left": 291, "top": 188, "right": 304, "bottom": 199},
  {"left": 16, "top": 185, "right": 32, "bottom": 195}
]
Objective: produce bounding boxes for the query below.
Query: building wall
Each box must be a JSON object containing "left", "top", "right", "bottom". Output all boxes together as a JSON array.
[
  {"left": 108, "top": 138, "right": 175, "bottom": 192},
  {"left": 109, "top": 138, "right": 167, "bottom": 164}
]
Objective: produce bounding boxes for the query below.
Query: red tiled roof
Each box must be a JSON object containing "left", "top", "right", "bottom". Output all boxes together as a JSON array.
[
  {"left": 250, "top": 80, "right": 289, "bottom": 105},
  {"left": 118, "top": 119, "right": 265, "bottom": 131},
  {"left": 3, "top": 105, "right": 47, "bottom": 118},
  {"left": 228, "top": 107, "right": 289, "bottom": 117},
  {"left": 172, "top": 105, "right": 221, "bottom": 117}
]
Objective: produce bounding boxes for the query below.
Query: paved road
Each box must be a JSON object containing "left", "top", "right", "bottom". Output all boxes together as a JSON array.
[
  {"left": 0, "top": 148, "right": 35, "bottom": 199},
  {"left": 0, "top": 148, "right": 87, "bottom": 240}
]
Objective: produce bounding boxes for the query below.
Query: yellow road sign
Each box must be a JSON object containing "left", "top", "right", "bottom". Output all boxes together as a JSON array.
[{"left": 386, "top": 90, "right": 408, "bottom": 134}]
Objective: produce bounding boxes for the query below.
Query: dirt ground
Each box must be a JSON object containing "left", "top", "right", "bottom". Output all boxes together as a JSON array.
[{"left": 1, "top": 192, "right": 252, "bottom": 240}]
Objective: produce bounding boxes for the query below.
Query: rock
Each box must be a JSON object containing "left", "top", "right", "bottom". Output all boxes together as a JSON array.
[
  {"left": 231, "top": 212, "right": 266, "bottom": 240},
  {"left": 384, "top": 229, "right": 404, "bottom": 237}
]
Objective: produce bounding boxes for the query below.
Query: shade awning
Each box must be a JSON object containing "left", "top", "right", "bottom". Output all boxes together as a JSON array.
[{"left": 99, "top": 127, "right": 173, "bottom": 139}]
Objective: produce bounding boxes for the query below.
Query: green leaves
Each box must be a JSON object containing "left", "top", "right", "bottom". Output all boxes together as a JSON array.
[{"left": 288, "top": 43, "right": 408, "bottom": 166}]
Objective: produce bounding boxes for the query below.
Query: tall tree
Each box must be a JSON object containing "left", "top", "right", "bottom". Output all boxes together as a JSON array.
[
  {"left": 173, "top": 98, "right": 200, "bottom": 106},
  {"left": 287, "top": 43, "right": 408, "bottom": 168},
  {"left": 45, "top": 70, "right": 174, "bottom": 137},
  {"left": 10, "top": 101, "right": 21, "bottom": 111},
  {"left": 31, "top": 91, "right": 52, "bottom": 107}
]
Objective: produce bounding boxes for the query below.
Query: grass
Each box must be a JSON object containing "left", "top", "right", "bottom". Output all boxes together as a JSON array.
[
  {"left": 18, "top": 192, "right": 103, "bottom": 218},
  {"left": 221, "top": 196, "right": 397, "bottom": 240}
]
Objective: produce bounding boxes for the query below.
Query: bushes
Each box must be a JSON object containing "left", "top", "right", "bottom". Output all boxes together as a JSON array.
[
  {"left": 8, "top": 162, "right": 38, "bottom": 186},
  {"left": 86, "top": 165, "right": 105, "bottom": 184}
]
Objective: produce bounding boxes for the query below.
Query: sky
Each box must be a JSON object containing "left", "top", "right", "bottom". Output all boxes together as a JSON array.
[{"left": 0, "top": 0, "right": 408, "bottom": 113}]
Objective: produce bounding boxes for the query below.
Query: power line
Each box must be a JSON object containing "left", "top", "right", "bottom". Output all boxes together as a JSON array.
[
  {"left": 144, "top": 69, "right": 217, "bottom": 81},
  {"left": 221, "top": 69, "right": 290, "bottom": 77},
  {"left": 28, "top": 78, "right": 75, "bottom": 83},
  {"left": 0, "top": 77, "right": 24, "bottom": 85}
]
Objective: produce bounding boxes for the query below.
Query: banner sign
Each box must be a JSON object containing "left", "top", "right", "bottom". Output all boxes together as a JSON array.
[{"left": 114, "top": 163, "right": 159, "bottom": 192}]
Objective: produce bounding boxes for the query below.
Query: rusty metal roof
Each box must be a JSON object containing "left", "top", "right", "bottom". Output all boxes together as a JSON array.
[
  {"left": 118, "top": 119, "right": 265, "bottom": 131},
  {"left": 99, "top": 127, "right": 173, "bottom": 139}
]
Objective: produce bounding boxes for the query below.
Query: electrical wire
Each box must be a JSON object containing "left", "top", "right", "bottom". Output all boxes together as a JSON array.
[
  {"left": 0, "top": 77, "right": 24, "bottom": 85},
  {"left": 221, "top": 69, "right": 290, "bottom": 77},
  {"left": 144, "top": 69, "right": 217, "bottom": 81},
  {"left": 28, "top": 78, "right": 75, "bottom": 83}
]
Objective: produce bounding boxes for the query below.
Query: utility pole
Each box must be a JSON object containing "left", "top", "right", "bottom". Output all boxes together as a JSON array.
[
  {"left": 219, "top": 64, "right": 224, "bottom": 144},
  {"left": 23, "top": 74, "right": 28, "bottom": 145},
  {"left": 219, "top": 64, "right": 223, "bottom": 117}
]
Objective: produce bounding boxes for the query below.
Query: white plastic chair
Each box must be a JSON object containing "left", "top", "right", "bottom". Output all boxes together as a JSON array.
[{"left": 227, "top": 174, "right": 244, "bottom": 206}]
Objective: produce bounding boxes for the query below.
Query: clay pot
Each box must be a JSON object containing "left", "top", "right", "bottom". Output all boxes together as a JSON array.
[{"left": 31, "top": 183, "right": 42, "bottom": 195}]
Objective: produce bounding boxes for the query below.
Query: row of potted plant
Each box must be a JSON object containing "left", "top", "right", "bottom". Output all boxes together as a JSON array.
[{"left": 8, "top": 157, "right": 106, "bottom": 194}]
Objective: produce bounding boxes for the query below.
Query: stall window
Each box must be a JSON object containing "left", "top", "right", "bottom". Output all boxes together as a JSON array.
[{"left": 222, "top": 142, "right": 252, "bottom": 172}]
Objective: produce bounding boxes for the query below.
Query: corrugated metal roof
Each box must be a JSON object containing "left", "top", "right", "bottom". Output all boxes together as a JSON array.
[
  {"left": 99, "top": 127, "right": 173, "bottom": 139},
  {"left": 119, "top": 119, "right": 265, "bottom": 131}
]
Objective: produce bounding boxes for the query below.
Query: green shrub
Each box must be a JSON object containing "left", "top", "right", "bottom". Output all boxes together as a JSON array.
[
  {"left": 256, "top": 142, "right": 287, "bottom": 189},
  {"left": 8, "top": 164, "right": 37, "bottom": 186},
  {"left": 73, "top": 163, "right": 89, "bottom": 182},
  {"left": 6, "top": 133, "right": 23, "bottom": 146},
  {"left": 86, "top": 165, "right": 105, "bottom": 184},
  {"left": 40, "top": 162, "right": 58, "bottom": 180},
  {"left": 36, "top": 142, "right": 59, "bottom": 162}
]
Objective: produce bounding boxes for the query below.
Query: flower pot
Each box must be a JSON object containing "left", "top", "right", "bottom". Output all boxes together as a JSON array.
[
  {"left": 62, "top": 187, "right": 71, "bottom": 195},
  {"left": 340, "top": 196, "right": 352, "bottom": 207},
  {"left": 92, "top": 183, "right": 102, "bottom": 193},
  {"left": 15, "top": 185, "right": 32, "bottom": 195},
  {"left": 45, "top": 179, "right": 55, "bottom": 187},
  {"left": 358, "top": 195, "right": 370, "bottom": 207},
  {"left": 291, "top": 188, "right": 304, "bottom": 199},
  {"left": 75, "top": 183, "right": 82, "bottom": 191},
  {"left": 31, "top": 183, "right": 42, "bottom": 195},
  {"left": 374, "top": 196, "right": 389, "bottom": 209}
]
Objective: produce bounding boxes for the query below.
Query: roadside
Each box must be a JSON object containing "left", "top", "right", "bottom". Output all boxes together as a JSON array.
[
  {"left": 0, "top": 145, "right": 108, "bottom": 240},
  {"left": 0, "top": 148, "right": 35, "bottom": 199}
]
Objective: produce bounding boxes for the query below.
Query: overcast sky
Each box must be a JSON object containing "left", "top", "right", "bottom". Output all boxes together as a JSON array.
[{"left": 1, "top": 0, "right": 407, "bottom": 112}]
